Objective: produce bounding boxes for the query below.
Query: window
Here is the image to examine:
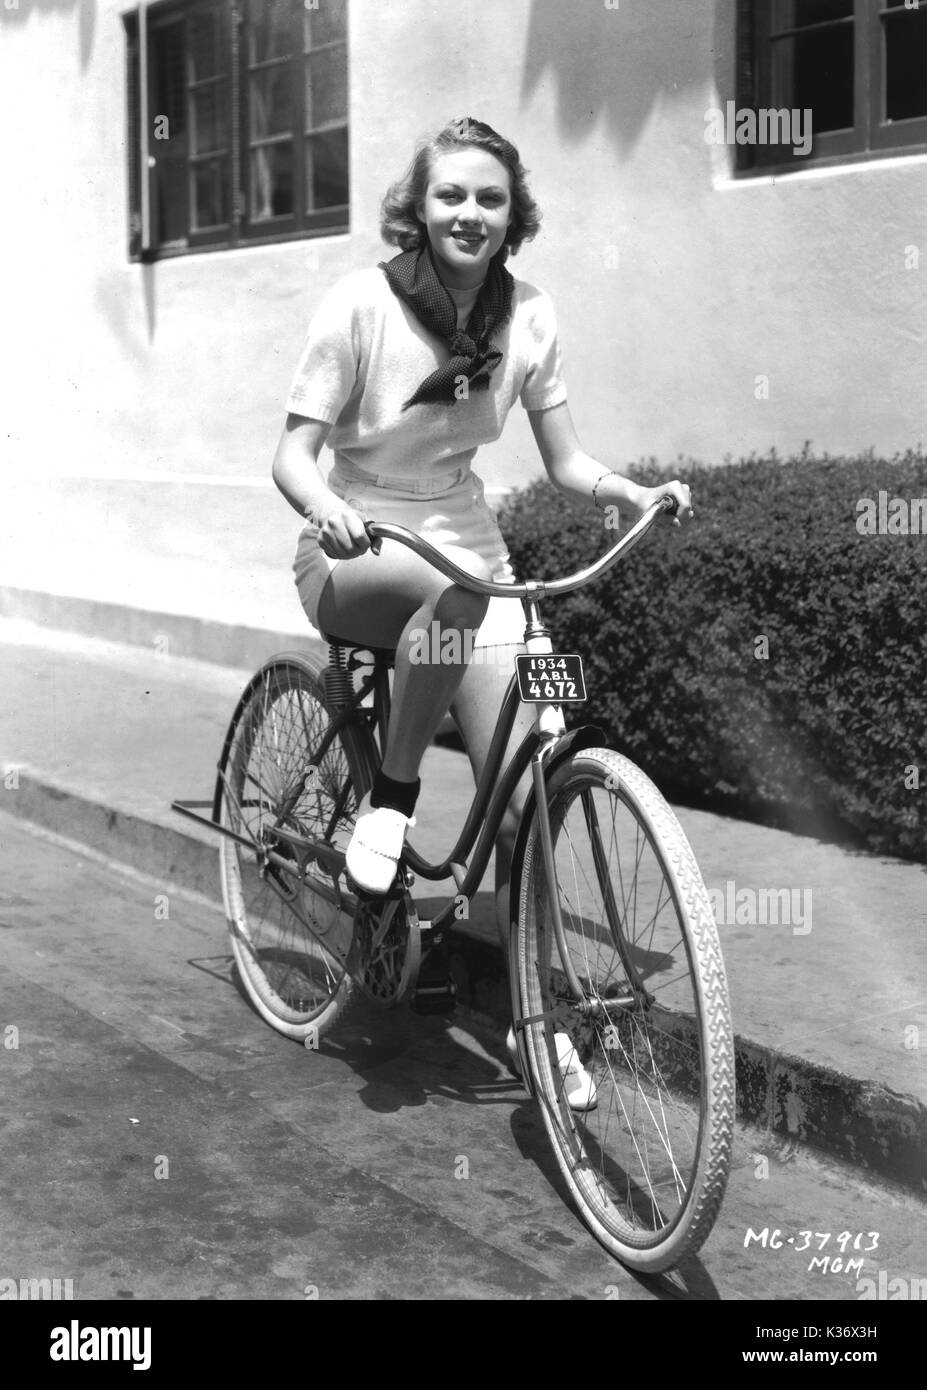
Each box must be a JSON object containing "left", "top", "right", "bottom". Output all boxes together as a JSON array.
[
  {"left": 736, "top": 0, "right": 927, "bottom": 171},
  {"left": 125, "top": 0, "right": 348, "bottom": 258}
]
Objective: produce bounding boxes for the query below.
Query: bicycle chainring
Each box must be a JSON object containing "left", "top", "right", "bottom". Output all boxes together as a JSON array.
[{"left": 351, "top": 890, "right": 422, "bottom": 1007}]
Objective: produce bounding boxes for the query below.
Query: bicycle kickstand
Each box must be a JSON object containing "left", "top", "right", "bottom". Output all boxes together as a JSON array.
[{"left": 410, "top": 930, "right": 458, "bottom": 1016}]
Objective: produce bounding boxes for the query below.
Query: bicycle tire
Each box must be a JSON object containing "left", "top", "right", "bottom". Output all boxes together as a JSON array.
[
  {"left": 218, "top": 652, "right": 375, "bottom": 1041},
  {"left": 513, "top": 747, "right": 734, "bottom": 1273}
]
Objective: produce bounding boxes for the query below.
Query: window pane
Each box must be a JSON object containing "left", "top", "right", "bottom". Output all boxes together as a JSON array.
[
  {"left": 305, "top": 49, "right": 347, "bottom": 127},
  {"left": 156, "top": 159, "right": 188, "bottom": 243},
  {"left": 303, "top": 0, "right": 347, "bottom": 49},
  {"left": 249, "top": 0, "right": 294, "bottom": 64},
  {"left": 189, "top": 7, "right": 222, "bottom": 80},
  {"left": 251, "top": 142, "right": 294, "bottom": 220},
  {"left": 773, "top": 25, "right": 854, "bottom": 132},
  {"left": 152, "top": 19, "right": 187, "bottom": 138},
  {"left": 250, "top": 65, "right": 293, "bottom": 138},
  {"left": 884, "top": 8, "right": 927, "bottom": 123},
  {"left": 776, "top": 0, "right": 853, "bottom": 30},
  {"left": 192, "top": 84, "right": 225, "bottom": 154},
  {"left": 192, "top": 157, "right": 228, "bottom": 230},
  {"left": 306, "top": 127, "right": 348, "bottom": 210}
]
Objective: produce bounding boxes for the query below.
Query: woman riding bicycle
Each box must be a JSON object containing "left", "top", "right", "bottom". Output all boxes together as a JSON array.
[{"left": 272, "top": 116, "right": 692, "bottom": 1028}]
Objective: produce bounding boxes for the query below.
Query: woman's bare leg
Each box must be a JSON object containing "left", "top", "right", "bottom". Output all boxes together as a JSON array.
[
  {"left": 317, "top": 540, "right": 491, "bottom": 783},
  {"left": 321, "top": 549, "right": 531, "bottom": 952}
]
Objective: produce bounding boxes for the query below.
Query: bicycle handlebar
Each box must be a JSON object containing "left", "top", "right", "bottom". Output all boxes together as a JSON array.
[{"left": 363, "top": 494, "right": 677, "bottom": 599}]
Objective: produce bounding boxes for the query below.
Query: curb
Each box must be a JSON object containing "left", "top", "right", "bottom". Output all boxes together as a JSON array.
[
  {"left": 0, "top": 586, "right": 317, "bottom": 673},
  {"left": 5, "top": 764, "right": 925, "bottom": 1198}
]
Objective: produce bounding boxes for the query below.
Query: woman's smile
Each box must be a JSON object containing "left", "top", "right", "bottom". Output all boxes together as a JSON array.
[{"left": 450, "top": 229, "right": 487, "bottom": 251}]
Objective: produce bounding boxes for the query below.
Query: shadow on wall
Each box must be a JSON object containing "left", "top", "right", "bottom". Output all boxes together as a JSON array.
[
  {"left": 94, "top": 262, "right": 158, "bottom": 349},
  {"left": 0, "top": 0, "right": 96, "bottom": 70},
  {"left": 521, "top": 0, "right": 735, "bottom": 156}
]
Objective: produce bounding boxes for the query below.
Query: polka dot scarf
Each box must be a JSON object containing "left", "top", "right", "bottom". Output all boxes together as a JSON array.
[{"left": 379, "top": 244, "right": 515, "bottom": 410}]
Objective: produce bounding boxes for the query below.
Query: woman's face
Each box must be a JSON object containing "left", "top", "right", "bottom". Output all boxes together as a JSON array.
[{"left": 417, "top": 148, "right": 512, "bottom": 287}]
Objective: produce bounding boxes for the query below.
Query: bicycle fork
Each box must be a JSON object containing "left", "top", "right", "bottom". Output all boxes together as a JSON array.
[
  {"left": 523, "top": 597, "right": 588, "bottom": 1010},
  {"left": 516, "top": 595, "right": 645, "bottom": 1092}
]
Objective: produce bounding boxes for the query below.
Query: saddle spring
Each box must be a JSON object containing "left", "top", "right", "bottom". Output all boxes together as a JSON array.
[{"left": 324, "top": 645, "right": 354, "bottom": 709}]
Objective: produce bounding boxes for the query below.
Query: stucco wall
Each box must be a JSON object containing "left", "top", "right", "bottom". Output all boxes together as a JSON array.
[{"left": 1, "top": 0, "right": 925, "bottom": 622}]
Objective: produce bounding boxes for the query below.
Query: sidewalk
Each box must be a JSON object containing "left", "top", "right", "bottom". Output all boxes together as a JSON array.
[{"left": 1, "top": 608, "right": 925, "bottom": 1194}]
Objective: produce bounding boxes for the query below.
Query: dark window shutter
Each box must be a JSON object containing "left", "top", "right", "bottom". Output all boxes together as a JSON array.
[
  {"left": 735, "top": 0, "right": 756, "bottom": 171},
  {"left": 125, "top": 12, "right": 142, "bottom": 259}
]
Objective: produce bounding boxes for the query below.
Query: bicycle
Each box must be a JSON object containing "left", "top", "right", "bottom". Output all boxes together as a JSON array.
[{"left": 173, "top": 495, "right": 735, "bottom": 1273}]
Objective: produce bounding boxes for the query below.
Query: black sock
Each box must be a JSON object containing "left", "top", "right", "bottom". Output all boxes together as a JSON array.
[{"left": 370, "top": 771, "right": 420, "bottom": 818}]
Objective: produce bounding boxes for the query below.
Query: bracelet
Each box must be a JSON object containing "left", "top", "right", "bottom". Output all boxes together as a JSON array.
[{"left": 592, "top": 471, "right": 620, "bottom": 511}]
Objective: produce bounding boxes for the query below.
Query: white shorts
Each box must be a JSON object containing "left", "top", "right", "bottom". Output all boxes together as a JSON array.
[{"left": 293, "top": 461, "right": 527, "bottom": 648}]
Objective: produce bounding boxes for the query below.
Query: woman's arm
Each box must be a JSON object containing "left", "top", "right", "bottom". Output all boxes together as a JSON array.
[
  {"left": 272, "top": 413, "right": 333, "bottom": 516},
  {"left": 527, "top": 401, "right": 692, "bottom": 524},
  {"left": 271, "top": 412, "right": 370, "bottom": 557}
]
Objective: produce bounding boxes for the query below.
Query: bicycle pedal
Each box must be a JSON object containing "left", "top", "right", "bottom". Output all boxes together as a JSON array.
[
  {"left": 410, "top": 979, "right": 458, "bottom": 1016},
  {"left": 349, "top": 876, "right": 406, "bottom": 904}
]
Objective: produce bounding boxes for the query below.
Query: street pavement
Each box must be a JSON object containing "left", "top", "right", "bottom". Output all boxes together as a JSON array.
[{"left": 1, "top": 811, "right": 925, "bottom": 1302}]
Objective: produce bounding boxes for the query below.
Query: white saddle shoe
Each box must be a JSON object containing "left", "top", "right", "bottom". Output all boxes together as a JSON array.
[
  {"left": 505, "top": 1026, "right": 598, "bottom": 1112},
  {"left": 345, "top": 793, "right": 415, "bottom": 896}
]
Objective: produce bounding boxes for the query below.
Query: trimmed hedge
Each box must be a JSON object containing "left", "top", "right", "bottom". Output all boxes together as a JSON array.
[{"left": 498, "top": 449, "right": 927, "bottom": 862}]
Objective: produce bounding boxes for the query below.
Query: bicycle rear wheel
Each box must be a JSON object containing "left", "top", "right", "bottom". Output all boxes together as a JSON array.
[
  {"left": 514, "top": 748, "right": 734, "bottom": 1273},
  {"left": 218, "top": 652, "right": 375, "bottom": 1041}
]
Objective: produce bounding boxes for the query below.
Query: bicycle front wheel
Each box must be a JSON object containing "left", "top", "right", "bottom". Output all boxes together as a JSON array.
[
  {"left": 218, "top": 653, "right": 374, "bottom": 1041},
  {"left": 514, "top": 748, "right": 734, "bottom": 1273}
]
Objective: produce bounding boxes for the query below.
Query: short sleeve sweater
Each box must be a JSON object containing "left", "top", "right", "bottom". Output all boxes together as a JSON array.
[{"left": 285, "top": 266, "right": 567, "bottom": 479}]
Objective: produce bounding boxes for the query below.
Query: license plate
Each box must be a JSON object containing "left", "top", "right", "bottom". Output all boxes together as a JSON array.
[{"left": 515, "top": 654, "right": 587, "bottom": 704}]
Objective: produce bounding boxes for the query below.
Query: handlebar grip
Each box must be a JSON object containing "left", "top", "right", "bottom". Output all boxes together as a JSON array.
[{"left": 364, "top": 521, "right": 383, "bottom": 556}]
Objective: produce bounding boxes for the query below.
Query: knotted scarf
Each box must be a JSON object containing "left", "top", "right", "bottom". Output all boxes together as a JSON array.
[{"left": 379, "top": 244, "right": 514, "bottom": 410}]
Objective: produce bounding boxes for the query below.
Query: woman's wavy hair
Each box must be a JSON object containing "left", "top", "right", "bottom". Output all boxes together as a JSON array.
[{"left": 380, "top": 117, "right": 541, "bottom": 257}]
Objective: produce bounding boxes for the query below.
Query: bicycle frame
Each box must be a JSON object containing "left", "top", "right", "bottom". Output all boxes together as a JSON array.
[
  {"left": 346, "top": 638, "right": 606, "bottom": 942},
  {"left": 356, "top": 497, "right": 676, "bottom": 990},
  {"left": 172, "top": 497, "right": 675, "bottom": 992}
]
